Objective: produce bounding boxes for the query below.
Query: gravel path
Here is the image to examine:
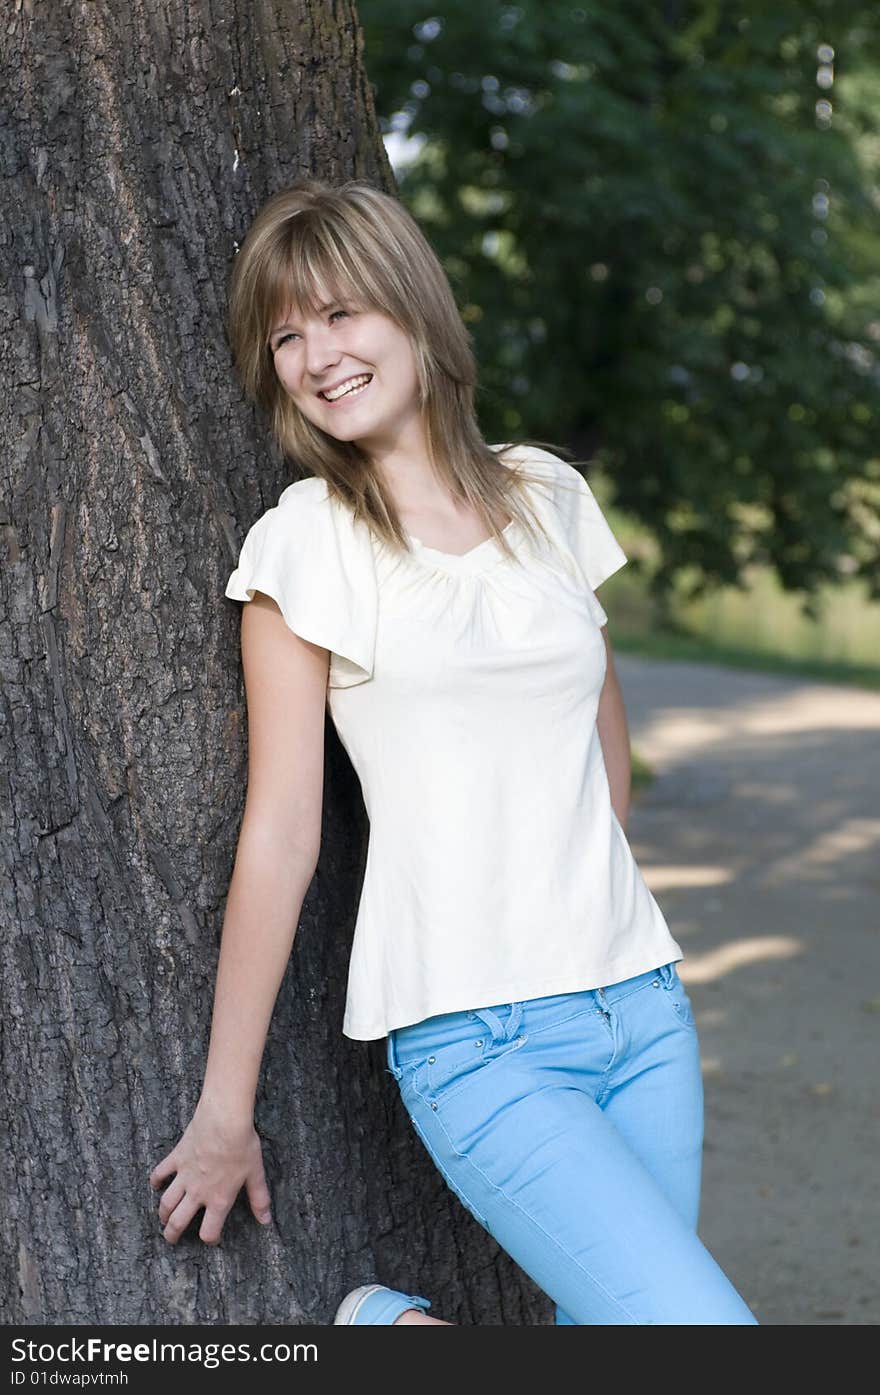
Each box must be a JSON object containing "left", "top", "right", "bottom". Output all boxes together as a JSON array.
[{"left": 617, "top": 654, "right": 880, "bottom": 1326}]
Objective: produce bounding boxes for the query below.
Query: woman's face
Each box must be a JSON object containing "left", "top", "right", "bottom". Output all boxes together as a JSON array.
[{"left": 269, "top": 283, "right": 423, "bottom": 451}]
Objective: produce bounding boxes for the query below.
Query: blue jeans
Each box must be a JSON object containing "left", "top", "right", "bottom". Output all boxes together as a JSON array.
[{"left": 385, "top": 962, "right": 759, "bottom": 1324}]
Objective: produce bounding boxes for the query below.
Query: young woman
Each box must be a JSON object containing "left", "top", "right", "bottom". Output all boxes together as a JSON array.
[{"left": 149, "top": 176, "right": 759, "bottom": 1326}]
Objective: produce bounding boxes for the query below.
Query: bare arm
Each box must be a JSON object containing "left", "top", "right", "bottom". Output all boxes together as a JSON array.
[
  {"left": 199, "top": 592, "right": 329, "bottom": 1115},
  {"left": 149, "top": 591, "right": 329, "bottom": 1244},
  {"left": 595, "top": 620, "right": 632, "bottom": 835}
]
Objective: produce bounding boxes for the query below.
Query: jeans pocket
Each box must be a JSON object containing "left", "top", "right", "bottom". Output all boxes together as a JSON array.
[
  {"left": 420, "top": 1029, "right": 528, "bottom": 1107},
  {"left": 656, "top": 962, "right": 698, "bottom": 1032}
]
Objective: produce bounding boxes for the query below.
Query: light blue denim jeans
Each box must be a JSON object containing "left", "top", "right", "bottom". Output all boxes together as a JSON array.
[{"left": 385, "top": 961, "right": 759, "bottom": 1325}]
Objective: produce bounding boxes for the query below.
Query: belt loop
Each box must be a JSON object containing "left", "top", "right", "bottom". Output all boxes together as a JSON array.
[
  {"left": 385, "top": 1030, "right": 402, "bottom": 1080},
  {"left": 506, "top": 1002, "right": 523, "bottom": 1040},
  {"left": 658, "top": 962, "right": 674, "bottom": 990},
  {"left": 471, "top": 1005, "right": 505, "bottom": 1041}
]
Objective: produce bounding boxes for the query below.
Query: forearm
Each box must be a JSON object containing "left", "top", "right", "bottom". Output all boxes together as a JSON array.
[
  {"left": 199, "top": 829, "right": 318, "bottom": 1118},
  {"left": 596, "top": 655, "right": 632, "bottom": 834}
]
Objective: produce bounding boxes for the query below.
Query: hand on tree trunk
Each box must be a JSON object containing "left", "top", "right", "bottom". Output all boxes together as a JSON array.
[{"left": 148, "top": 1096, "right": 273, "bottom": 1245}]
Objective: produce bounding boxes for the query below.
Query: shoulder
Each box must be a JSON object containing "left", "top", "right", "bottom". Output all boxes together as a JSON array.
[
  {"left": 225, "top": 474, "right": 377, "bottom": 689},
  {"left": 276, "top": 474, "right": 333, "bottom": 511},
  {"left": 491, "top": 442, "right": 595, "bottom": 524},
  {"left": 239, "top": 474, "right": 350, "bottom": 555},
  {"left": 492, "top": 441, "right": 585, "bottom": 492},
  {"left": 492, "top": 442, "right": 626, "bottom": 596},
  {"left": 258, "top": 474, "right": 334, "bottom": 532}
]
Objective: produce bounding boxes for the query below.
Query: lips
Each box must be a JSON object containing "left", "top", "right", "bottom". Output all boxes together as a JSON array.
[{"left": 317, "top": 373, "right": 373, "bottom": 402}]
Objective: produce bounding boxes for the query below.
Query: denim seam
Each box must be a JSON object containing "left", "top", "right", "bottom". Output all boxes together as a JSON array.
[
  {"left": 410, "top": 1092, "right": 641, "bottom": 1326},
  {"left": 390, "top": 1005, "right": 616, "bottom": 1099},
  {"left": 389, "top": 979, "right": 664, "bottom": 1071},
  {"left": 594, "top": 1035, "right": 619, "bottom": 1109},
  {"left": 423, "top": 1034, "right": 528, "bottom": 1107},
  {"left": 593, "top": 1001, "right": 622, "bottom": 1107},
  {"left": 602, "top": 977, "right": 665, "bottom": 1008},
  {"left": 394, "top": 1005, "right": 605, "bottom": 1083},
  {"left": 521, "top": 1004, "right": 609, "bottom": 1038},
  {"left": 407, "top": 1112, "right": 492, "bottom": 1230},
  {"left": 654, "top": 985, "right": 697, "bottom": 1033},
  {"left": 388, "top": 983, "right": 664, "bottom": 1089}
]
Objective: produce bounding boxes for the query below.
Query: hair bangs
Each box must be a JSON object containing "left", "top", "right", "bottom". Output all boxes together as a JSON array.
[{"left": 262, "top": 216, "right": 377, "bottom": 350}]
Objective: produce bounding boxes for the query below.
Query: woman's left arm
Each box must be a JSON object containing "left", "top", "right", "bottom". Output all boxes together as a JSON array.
[{"left": 595, "top": 623, "right": 632, "bottom": 835}]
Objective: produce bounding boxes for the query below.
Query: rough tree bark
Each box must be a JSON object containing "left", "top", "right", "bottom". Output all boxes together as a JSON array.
[{"left": 0, "top": 0, "right": 549, "bottom": 1325}]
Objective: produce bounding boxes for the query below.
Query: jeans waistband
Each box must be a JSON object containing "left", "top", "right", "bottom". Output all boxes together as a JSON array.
[{"left": 388, "top": 962, "right": 679, "bottom": 1067}]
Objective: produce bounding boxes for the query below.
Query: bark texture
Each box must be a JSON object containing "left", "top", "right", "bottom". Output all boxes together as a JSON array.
[{"left": 0, "top": 0, "right": 549, "bottom": 1325}]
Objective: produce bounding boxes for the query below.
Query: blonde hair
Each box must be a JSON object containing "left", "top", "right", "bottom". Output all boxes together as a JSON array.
[{"left": 227, "top": 176, "right": 581, "bottom": 560}]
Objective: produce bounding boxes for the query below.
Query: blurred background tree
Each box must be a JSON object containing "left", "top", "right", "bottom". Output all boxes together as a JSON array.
[{"left": 360, "top": 1, "right": 880, "bottom": 647}]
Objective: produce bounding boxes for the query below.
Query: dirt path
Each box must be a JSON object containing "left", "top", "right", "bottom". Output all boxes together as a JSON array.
[{"left": 618, "top": 654, "right": 880, "bottom": 1326}]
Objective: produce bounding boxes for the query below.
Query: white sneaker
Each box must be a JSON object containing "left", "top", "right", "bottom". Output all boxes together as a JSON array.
[{"left": 333, "top": 1283, "right": 433, "bottom": 1325}]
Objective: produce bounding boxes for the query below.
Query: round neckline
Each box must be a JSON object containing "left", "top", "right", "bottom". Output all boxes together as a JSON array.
[{"left": 406, "top": 519, "right": 517, "bottom": 573}]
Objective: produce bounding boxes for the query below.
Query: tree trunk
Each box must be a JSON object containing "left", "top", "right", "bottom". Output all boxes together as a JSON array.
[{"left": 0, "top": 0, "right": 549, "bottom": 1325}]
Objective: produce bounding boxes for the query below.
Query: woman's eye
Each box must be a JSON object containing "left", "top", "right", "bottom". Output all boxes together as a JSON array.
[{"left": 272, "top": 308, "right": 349, "bottom": 352}]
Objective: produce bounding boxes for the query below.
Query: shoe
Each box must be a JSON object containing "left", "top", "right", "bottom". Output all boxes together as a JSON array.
[{"left": 333, "top": 1283, "right": 433, "bottom": 1325}]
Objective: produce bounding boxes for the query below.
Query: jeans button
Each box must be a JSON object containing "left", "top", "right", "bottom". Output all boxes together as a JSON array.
[
  {"left": 475, "top": 1039, "right": 483, "bottom": 1047},
  {"left": 427, "top": 1055, "right": 435, "bottom": 1064}
]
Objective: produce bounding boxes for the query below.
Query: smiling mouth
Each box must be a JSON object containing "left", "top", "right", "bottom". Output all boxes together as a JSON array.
[{"left": 318, "top": 373, "right": 373, "bottom": 404}]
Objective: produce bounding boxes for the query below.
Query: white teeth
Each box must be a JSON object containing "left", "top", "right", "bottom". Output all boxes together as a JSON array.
[{"left": 321, "top": 374, "right": 371, "bottom": 402}]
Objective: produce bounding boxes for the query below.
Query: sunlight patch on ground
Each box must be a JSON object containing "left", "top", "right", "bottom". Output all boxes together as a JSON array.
[
  {"left": 758, "top": 818, "right": 880, "bottom": 884},
  {"left": 641, "top": 863, "right": 732, "bottom": 892},
  {"left": 678, "top": 936, "right": 803, "bottom": 986}
]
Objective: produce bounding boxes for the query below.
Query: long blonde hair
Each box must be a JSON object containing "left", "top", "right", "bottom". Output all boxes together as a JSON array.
[{"left": 227, "top": 176, "right": 580, "bottom": 560}]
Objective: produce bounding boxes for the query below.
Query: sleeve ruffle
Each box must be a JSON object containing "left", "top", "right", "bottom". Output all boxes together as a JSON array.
[
  {"left": 499, "top": 444, "right": 627, "bottom": 626},
  {"left": 224, "top": 478, "right": 377, "bottom": 689}
]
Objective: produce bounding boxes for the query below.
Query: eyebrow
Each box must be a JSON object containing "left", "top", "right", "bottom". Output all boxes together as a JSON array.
[{"left": 271, "top": 300, "right": 340, "bottom": 337}]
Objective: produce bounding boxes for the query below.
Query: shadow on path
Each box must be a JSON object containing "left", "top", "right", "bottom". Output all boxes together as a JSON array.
[{"left": 618, "top": 655, "right": 880, "bottom": 1327}]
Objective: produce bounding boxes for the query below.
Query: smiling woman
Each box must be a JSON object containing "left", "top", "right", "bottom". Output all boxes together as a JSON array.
[
  {"left": 148, "top": 176, "right": 759, "bottom": 1330},
  {"left": 223, "top": 179, "right": 563, "bottom": 562},
  {"left": 268, "top": 288, "right": 427, "bottom": 458},
  {"left": 269, "top": 306, "right": 376, "bottom": 402}
]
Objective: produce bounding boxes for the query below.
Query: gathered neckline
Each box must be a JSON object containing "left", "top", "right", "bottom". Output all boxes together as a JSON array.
[{"left": 406, "top": 519, "right": 517, "bottom": 573}]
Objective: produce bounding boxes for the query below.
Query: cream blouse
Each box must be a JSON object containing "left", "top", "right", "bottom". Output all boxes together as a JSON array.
[{"left": 225, "top": 444, "right": 683, "bottom": 1040}]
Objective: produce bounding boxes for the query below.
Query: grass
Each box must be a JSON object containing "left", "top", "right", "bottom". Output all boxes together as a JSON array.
[
  {"left": 629, "top": 748, "right": 655, "bottom": 794},
  {"left": 592, "top": 485, "right": 880, "bottom": 693},
  {"left": 611, "top": 624, "right": 880, "bottom": 691},
  {"left": 590, "top": 488, "right": 880, "bottom": 793}
]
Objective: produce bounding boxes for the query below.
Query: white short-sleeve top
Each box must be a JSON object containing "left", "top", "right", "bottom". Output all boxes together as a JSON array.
[{"left": 225, "top": 444, "right": 683, "bottom": 1040}]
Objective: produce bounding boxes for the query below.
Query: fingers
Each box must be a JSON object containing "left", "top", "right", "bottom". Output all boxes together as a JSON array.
[
  {"left": 246, "top": 1162, "right": 273, "bottom": 1226},
  {"left": 156, "top": 1177, "right": 186, "bottom": 1227},
  {"left": 199, "top": 1204, "right": 231, "bottom": 1247},
  {"left": 148, "top": 1132, "right": 272, "bottom": 1246},
  {"left": 153, "top": 1176, "right": 228, "bottom": 1247},
  {"left": 160, "top": 1193, "right": 203, "bottom": 1246},
  {"left": 148, "top": 1152, "right": 178, "bottom": 1189}
]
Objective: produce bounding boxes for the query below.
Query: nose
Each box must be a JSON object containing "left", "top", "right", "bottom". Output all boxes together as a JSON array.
[{"left": 304, "top": 323, "right": 342, "bottom": 380}]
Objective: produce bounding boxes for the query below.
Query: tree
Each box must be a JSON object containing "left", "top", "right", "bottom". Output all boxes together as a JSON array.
[
  {"left": 0, "top": 0, "right": 548, "bottom": 1325},
  {"left": 362, "top": 0, "right": 880, "bottom": 615}
]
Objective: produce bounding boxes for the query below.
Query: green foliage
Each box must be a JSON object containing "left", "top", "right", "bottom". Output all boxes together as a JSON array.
[{"left": 359, "top": 1, "right": 880, "bottom": 611}]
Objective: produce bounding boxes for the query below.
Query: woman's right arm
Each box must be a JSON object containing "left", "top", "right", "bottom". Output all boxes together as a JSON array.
[{"left": 148, "top": 591, "right": 330, "bottom": 1245}]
